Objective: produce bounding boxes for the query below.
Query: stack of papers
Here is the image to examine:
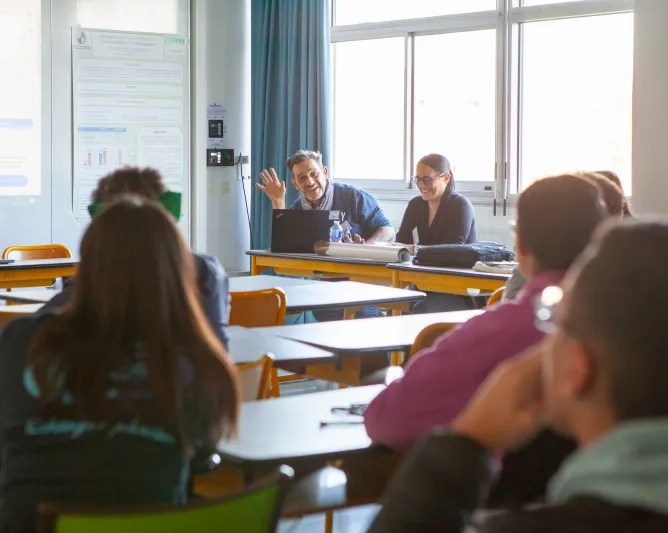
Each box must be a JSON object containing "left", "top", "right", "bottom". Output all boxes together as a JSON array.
[{"left": 473, "top": 261, "right": 518, "bottom": 274}]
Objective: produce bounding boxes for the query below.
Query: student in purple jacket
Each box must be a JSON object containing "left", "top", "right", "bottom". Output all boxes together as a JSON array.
[{"left": 364, "top": 174, "right": 609, "bottom": 451}]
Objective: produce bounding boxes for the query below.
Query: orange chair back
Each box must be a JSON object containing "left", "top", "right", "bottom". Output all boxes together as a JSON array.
[
  {"left": 3, "top": 244, "right": 72, "bottom": 261},
  {"left": 229, "top": 288, "right": 286, "bottom": 328},
  {"left": 487, "top": 286, "right": 505, "bottom": 308},
  {"left": 409, "top": 323, "right": 457, "bottom": 359},
  {"left": 236, "top": 355, "right": 274, "bottom": 401}
]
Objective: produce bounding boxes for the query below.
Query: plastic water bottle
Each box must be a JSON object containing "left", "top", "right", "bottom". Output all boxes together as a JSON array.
[{"left": 329, "top": 220, "right": 343, "bottom": 243}]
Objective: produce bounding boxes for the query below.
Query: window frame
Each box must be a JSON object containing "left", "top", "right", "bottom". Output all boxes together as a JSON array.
[{"left": 331, "top": 0, "right": 634, "bottom": 209}]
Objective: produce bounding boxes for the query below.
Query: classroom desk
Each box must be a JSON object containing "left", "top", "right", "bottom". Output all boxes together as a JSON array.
[
  {"left": 388, "top": 263, "right": 510, "bottom": 296},
  {"left": 275, "top": 281, "right": 424, "bottom": 317},
  {"left": 2, "top": 278, "right": 424, "bottom": 317},
  {"left": 0, "top": 259, "right": 77, "bottom": 290},
  {"left": 256, "top": 310, "right": 482, "bottom": 384},
  {"left": 216, "top": 385, "right": 386, "bottom": 470},
  {"left": 227, "top": 326, "right": 334, "bottom": 373},
  {"left": 247, "top": 250, "right": 510, "bottom": 296},
  {"left": 247, "top": 250, "right": 396, "bottom": 285},
  {"left": 214, "top": 386, "right": 401, "bottom": 511}
]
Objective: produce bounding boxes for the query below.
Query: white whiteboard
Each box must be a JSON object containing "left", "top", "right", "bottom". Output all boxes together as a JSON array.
[{"left": 71, "top": 28, "right": 189, "bottom": 235}]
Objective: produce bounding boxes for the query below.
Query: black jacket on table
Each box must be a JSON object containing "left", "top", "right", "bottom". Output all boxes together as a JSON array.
[
  {"left": 37, "top": 252, "right": 230, "bottom": 349},
  {"left": 369, "top": 430, "right": 668, "bottom": 533},
  {"left": 396, "top": 188, "right": 477, "bottom": 246}
]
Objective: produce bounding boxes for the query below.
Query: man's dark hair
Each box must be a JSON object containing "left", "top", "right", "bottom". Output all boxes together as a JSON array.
[
  {"left": 567, "top": 220, "right": 668, "bottom": 420},
  {"left": 517, "top": 175, "right": 608, "bottom": 271},
  {"left": 92, "top": 167, "right": 165, "bottom": 204},
  {"left": 285, "top": 150, "right": 323, "bottom": 173},
  {"left": 595, "top": 170, "right": 633, "bottom": 217},
  {"left": 580, "top": 172, "right": 626, "bottom": 218}
]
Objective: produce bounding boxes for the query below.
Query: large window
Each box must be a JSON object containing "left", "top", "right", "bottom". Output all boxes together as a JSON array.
[
  {"left": 413, "top": 30, "right": 496, "bottom": 182},
  {"left": 332, "top": 0, "right": 634, "bottom": 198},
  {"left": 335, "top": 0, "right": 495, "bottom": 25},
  {"left": 333, "top": 38, "right": 405, "bottom": 180},
  {"left": 517, "top": 13, "right": 633, "bottom": 192}
]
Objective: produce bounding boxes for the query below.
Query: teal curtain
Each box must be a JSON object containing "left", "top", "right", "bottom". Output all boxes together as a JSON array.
[{"left": 250, "top": 0, "right": 332, "bottom": 250}]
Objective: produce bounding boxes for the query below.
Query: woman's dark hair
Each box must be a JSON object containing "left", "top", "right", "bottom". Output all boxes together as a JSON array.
[
  {"left": 517, "top": 175, "right": 608, "bottom": 272},
  {"left": 579, "top": 172, "right": 626, "bottom": 218},
  {"left": 92, "top": 167, "right": 165, "bottom": 203},
  {"left": 28, "top": 198, "right": 239, "bottom": 447},
  {"left": 418, "top": 153, "right": 455, "bottom": 192},
  {"left": 594, "top": 170, "right": 633, "bottom": 217}
]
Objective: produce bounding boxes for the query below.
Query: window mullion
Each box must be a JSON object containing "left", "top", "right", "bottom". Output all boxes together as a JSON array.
[{"left": 404, "top": 33, "right": 414, "bottom": 189}]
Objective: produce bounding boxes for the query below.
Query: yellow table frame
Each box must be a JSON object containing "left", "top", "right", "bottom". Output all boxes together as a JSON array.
[
  {"left": 390, "top": 268, "right": 506, "bottom": 296},
  {"left": 249, "top": 253, "right": 507, "bottom": 295},
  {"left": 0, "top": 265, "right": 77, "bottom": 290},
  {"left": 250, "top": 254, "right": 392, "bottom": 286}
]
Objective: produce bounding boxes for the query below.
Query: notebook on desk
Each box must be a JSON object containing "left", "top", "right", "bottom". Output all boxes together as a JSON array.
[{"left": 270, "top": 209, "right": 338, "bottom": 254}]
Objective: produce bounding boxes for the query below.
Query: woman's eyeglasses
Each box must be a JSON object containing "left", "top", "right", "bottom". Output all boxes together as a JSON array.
[
  {"left": 534, "top": 285, "right": 564, "bottom": 334},
  {"left": 412, "top": 173, "right": 445, "bottom": 186}
]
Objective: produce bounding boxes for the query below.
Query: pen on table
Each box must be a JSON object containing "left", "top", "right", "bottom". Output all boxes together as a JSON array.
[{"left": 320, "top": 420, "right": 364, "bottom": 428}]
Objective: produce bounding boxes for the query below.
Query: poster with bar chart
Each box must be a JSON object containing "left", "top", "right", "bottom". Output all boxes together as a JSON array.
[{"left": 71, "top": 28, "right": 189, "bottom": 235}]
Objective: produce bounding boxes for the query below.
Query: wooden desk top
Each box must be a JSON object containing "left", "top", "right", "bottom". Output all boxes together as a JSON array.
[
  {"left": 226, "top": 326, "right": 334, "bottom": 366},
  {"left": 247, "top": 249, "right": 402, "bottom": 267},
  {"left": 256, "top": 309, "right": 483, "bottom": 354},
  {"left": 388, "top": 262, "right": 511, "bottom": 281},
  {"left": 0, "top": 258, "right": 78, "bottom": 270},
  {"left": 279, "top": 281, "right": 425, "bottom": 313},
  {"left": 216, "top": 385, "right": 385, "bottom": 466}
]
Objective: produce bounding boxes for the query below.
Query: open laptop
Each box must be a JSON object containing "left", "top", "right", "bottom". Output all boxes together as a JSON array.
[{"left": 271, "top": 209, "right": 338, "bottom": 253}]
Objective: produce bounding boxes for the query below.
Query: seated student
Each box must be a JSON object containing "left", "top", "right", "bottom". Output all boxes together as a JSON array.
[
  {"left": 503, "top": 172, "right": 625, "bottom": 302},
  {"left": 369, "top": 219, "right": 668, "bottom": 533},
  {"left": 256, "top": 149, "right": 395, "bottom": 244},
  {"left": 396, "top": 153, "right": 476, "bottom": 251},
  {"left": 0, "top": 199, "right": 239, "bottom": 533},
  {"left": 363, "top": 175, "right": 608, "bottom": 451},
  {"left": 596, "top": 169, "right": 633, "bottom": 217},
  {"left": 38, "top": 167, "right": 231, "bottom": 348}
]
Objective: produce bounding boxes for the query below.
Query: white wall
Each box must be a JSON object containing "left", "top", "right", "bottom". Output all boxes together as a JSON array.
[
  {"left": 191, "top": 0, "right": 251, "bottom": 272},
  {"left": 632, "top": 0, "right": 668, "bottom": 215}
]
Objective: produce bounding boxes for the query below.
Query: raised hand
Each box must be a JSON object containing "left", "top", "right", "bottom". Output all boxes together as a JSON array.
[{"left": 256, "top": 168, "right": 287, "bottom": 209}]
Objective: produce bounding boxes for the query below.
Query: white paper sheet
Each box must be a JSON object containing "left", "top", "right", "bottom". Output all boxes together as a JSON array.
[{"left": 315, "top": 242, "right": 411, "bottom": 263}]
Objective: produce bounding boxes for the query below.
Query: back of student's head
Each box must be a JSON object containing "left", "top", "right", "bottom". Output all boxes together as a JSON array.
[
  {"left": 579, "top": 172, "right": 626, "bottom": 218},
  {"left": 595, "top": 170, "right": 633, "bottom": 217},
  {"left": 517, "top": 175, "right": 608, "bottom": 272},
  {"left": 29, "top": 198, "right": 239, "bottom": 445},
  {"left": 567, "top": 220, "right": 668, "bottom": 420},
  {"left": 92, "top": 167, "right": 165, "bottom": 203}
]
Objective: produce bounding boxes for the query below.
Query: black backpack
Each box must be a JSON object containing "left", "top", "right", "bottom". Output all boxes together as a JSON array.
[{"left": 413, "top": 241, "right": 514, "bottom": 268}]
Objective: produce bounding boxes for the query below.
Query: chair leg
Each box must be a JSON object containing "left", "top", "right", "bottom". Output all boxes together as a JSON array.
[
  {"left": 270, "top": 368, "right": 280, "bottom": 397},
  {"left": 325, "top": 510, "right": 333, "bottom": 533}
]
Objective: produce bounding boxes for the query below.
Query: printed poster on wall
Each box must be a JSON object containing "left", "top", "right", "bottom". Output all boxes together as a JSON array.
[{"left": 71, "top": 28, "right": 189, "bottom": 235}]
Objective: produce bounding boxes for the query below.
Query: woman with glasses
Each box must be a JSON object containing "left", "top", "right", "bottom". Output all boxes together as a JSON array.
[{"left": 395, "top": 153, "right": 477, "bottom": 253}]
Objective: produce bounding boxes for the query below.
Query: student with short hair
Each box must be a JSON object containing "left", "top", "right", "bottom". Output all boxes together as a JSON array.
[
  {"left": 257, "top": 149, "right": 395, "bottom": 244},
  {"left": 364, "top": 175, "right": 608, "bottom": 451},
  {"left": 596, "top": 169, "right": 633, "bottom": 217},
  {"left": 0, "top": 199, "right": 239, "bottom": 533},
  {"left": 39, "top": 167, "right": 231, "bottom": 348},
  {"left": 369, "top": 219, "right": 668, "bottom": 533},
  {"left": 502, "top": 172, "right": 625, "bottom": 302}
]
